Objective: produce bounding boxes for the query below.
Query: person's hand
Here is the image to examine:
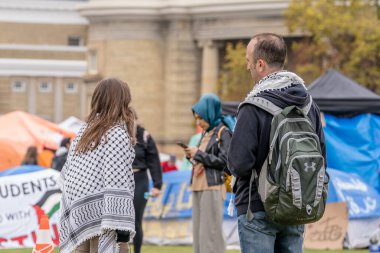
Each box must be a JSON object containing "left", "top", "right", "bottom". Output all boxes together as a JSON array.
[
  {"left": 184, "top": 147, "right": 198, "bottom": 158},
  {"left": 150, "top": 187, "right": 161, "bottom": 197}
]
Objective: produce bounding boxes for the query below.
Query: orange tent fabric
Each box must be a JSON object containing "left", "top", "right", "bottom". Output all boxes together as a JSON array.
[{"left": 0, "top": 111, "right": 75, "bottom": 171}]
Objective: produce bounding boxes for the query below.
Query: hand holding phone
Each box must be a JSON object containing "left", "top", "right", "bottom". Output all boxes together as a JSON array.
[{"left": 176, "top": 141, "right": 188, "bottom": 149}]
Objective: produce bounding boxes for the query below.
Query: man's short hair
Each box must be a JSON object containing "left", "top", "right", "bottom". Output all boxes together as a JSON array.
[{"left": 251, "top": 33, "right": 287, "bottom": 68}]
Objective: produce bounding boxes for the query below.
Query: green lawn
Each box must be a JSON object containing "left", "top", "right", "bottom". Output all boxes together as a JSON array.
[{"left": 0, "top": 246, "right": 368, "bottom": 253}]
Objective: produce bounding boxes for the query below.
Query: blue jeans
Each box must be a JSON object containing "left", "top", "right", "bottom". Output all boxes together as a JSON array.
[{"left": 238, "top": 212, "right": 304, "bottom": 253}]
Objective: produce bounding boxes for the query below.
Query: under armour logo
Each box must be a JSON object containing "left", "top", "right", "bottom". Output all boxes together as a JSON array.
[{"left": 304, "top": 162, "right": 316, "bottom": 172}]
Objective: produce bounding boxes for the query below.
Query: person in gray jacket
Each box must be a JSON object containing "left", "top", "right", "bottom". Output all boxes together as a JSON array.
[{"left": 182, "top": 93, "right": 232, "bottom": 253}]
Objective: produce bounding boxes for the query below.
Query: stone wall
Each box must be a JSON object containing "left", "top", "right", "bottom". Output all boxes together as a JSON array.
[{"left": 0, "top": 22, "right": 87, "bottom": 45}]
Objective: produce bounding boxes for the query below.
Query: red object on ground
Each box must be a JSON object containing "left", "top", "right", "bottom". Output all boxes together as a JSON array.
[{"left": 162, "top": 161, "right": 178, "bottom": 173}]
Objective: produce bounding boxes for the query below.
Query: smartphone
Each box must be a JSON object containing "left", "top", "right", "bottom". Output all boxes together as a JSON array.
[{"left": 176, "top": 141, "right": 188, "bottom": 149}]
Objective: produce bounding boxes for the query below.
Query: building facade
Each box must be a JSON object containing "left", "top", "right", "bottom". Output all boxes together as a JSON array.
[
  {"left": 0, "top": 0, "right": 296, "bottom": 151},
  {"left": 0, "top": 0, "right": 88, "bottom": 122}
]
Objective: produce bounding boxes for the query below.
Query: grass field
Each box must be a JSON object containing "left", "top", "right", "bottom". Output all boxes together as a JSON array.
[{"left": 0, "top": 246, "right": 368, "bottom": 253}]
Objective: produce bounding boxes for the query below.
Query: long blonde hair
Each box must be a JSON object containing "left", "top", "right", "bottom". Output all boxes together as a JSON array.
[{"left": 76, "top": 78, "right": 136, "bottom": 153}]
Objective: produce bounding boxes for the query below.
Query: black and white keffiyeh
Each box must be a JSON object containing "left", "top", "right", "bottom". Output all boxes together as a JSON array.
[
  {"left": 244, "top": 70, "right": 307, "bottom": 100},
  {"left": 59, "top": 124, "right": 135, "bottom": 253}
]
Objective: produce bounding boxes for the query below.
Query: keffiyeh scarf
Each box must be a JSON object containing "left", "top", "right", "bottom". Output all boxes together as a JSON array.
[
  {"left": 59, "top": 124, "right": 136, "bottom": 253},
  {"left": 244, "top": 70, "right": 307, "bottom": 101}
]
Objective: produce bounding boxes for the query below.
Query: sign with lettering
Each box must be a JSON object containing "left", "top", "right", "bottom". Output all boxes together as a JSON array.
[
  {"left": 144, "top": 170, "right": 235, "bottom": 219},
  {"left": 0, "top": 169, "right": 60, "bottom": 248},
  {"left": 304, "top": 202, "right": 348, "bottom": 250},
  {"left": 327, "top": 168, "right": 380, "bottom": 219}
]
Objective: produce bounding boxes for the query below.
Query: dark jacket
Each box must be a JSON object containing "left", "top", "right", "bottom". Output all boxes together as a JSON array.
[
  {"left": 193, "top": 123, "right": 232, "bottom": 187},
  {"left": 133, "top": 125, "right": 162, "bottom": 189},
  {"left": 51, "top": 147, "right": 68, "bottom": 172},
  {"left": 227, "top": 84, "right": 326, "bottom": 216}
]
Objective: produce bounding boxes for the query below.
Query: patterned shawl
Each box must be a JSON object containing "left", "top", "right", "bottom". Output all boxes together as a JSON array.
[
  {"left": 243, "top": 70, "right": 307, "bottom": 101},
  {"left": 59, "top": 124, "right": 135, "bottom": 253}
]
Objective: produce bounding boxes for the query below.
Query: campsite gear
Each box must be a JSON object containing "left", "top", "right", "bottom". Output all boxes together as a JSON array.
[
  {"left": 245, "top": 97, "right": 328, "bottom": 225},
  {"left": 33, "top": 214, "right": 54, "bottom": 253},
  {"left": 308, "top": 69, "right": 380, "bottom": 114},
  {"left": 0, "top": 111, "right": 74, "bottom": 171}
]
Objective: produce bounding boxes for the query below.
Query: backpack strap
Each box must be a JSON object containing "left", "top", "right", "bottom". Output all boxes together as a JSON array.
[
  {"left": 241, "top": 95, "right": 313, "bottom": 116},
  {"left": 241, "top": 97, "right": 282, "bottom": 116},
  {"left": 216, "top": 125, "right": 227, "bottom": 146},
  {"left": 246, "top": 162, "right": 263, "bottom": 221},
  {"left": 302, "top": 96, "right": 313, "bottom": 115}
]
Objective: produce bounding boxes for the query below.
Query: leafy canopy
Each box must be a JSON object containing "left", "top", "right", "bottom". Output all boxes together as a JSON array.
[
  {"left": 218, "top": 42, "right": 252, "bottom": 101},
  {"left": 285, "top": 0, "right": 380, "bottom": 92}
]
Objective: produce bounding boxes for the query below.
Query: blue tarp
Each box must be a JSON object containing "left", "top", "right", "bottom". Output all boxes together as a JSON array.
[
  {"left": 0, "top": 165, "right": 44, "bottom": 177},
  {"left": 144, "top": 170, "right": 236, "bottom": 219},
  {"left": 327, "top": 168, "right": 380, "bottom": 219},
  {"left": 145, "top": 168, "right": 380, "bottom": 220},
  {"left": 324, "top": 113, "right": 380, "bottom": 191}
]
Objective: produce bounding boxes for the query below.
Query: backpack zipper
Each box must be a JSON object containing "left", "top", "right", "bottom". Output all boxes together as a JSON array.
[
  {"left": 274, "top": 131, "right": 319, "bottom": 167},
  {"left": 285, "top": 137, "right": 318, "bottom": 164},
  {"left": 268, "top": 118, "right": 312, "bottom": 165}
]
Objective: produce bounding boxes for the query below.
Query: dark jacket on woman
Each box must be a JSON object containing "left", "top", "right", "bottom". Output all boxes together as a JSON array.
[
  {"left": 132, "top": 125, "right": 162, "bottom": 189},
  {"left": 192, "top": 122, "right": 232, "bottom": 187}
]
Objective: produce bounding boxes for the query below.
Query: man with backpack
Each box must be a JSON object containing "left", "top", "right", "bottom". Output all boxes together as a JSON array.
[{"left": 227, "top": 33, "right": 327, "bottom": 253}]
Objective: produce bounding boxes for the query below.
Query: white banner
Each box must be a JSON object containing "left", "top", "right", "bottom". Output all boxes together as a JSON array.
[{"left": 0, "top": 169, "right": 60, "bottom": 248}]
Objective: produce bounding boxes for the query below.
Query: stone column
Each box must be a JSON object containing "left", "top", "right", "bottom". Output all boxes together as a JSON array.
[
  {"left": 199, "top": 40, "right": 220, "bottom": 95},
  {"left": 28, "top": 77, "right": 36, "bottom": 114},
  {"left": 163, "top": 19, "right": 201, "bottom": 145},
  {"left": 54, "top": 77, "right": 63, "bottom": 123}
]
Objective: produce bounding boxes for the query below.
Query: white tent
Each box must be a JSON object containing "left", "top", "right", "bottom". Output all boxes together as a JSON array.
[{"left": 59, "top": 116, "right": 84, "bottom": 134}]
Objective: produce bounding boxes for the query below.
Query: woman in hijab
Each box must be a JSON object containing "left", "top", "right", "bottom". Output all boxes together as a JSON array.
[{"left": 183, "top": 93, "right": 232, "bottom": 253}]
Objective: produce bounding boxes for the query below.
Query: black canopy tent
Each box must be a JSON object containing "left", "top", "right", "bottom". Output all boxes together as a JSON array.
[
  {"left": 222, "top": 101, "right": 239, "bottom": 116},
  {"left": 222, "top": 69, "right": 380, "bottom": 115},
  {"left": 308, "top": 69, "right": 380, "bottom": 115}
]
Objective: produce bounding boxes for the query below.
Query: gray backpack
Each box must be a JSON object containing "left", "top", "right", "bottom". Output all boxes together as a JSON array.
[{"left": 244, "top": 96, "right": 328, "bottom": 225}]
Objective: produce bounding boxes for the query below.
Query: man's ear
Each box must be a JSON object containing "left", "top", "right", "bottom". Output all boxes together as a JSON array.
[{"left": 257, "top": 59, "right": 266, "bottom": 73}]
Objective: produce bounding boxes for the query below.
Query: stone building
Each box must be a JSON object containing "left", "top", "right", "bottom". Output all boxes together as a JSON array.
[
  {"left": 0, "top": 0, "right": 295, "bottom": 151},
  {"left": 0, "top": 0, "right": 88, "bottom": 122}
]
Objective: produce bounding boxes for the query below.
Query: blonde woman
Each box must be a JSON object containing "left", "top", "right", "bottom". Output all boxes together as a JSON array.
[{"left": 59, "top": 78, "right": 136, "bottom": 253}]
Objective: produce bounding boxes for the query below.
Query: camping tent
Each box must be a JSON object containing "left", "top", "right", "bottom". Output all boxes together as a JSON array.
[
  {"left": 308, "top": 69, "right": 380, "bottom": 115},
  {"left": 59, "top": 116, "right": 84, "bottom": 134},
  {"left": 221, "top": 69, "right": 380, "bottom": 115},
  {"left": 308, "top": 70, "right": 380, "bottom": 190},
  {"left": 0, "top": 111, "right": 75, "bottom": 171}
]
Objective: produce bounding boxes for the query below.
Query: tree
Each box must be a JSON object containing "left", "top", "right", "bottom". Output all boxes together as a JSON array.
[
  {"left": 285, "top": 0, "right": 380, "bottom": 92},
  {"left": 218, "top": 42, "right": 252, "bottom": 101}
]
